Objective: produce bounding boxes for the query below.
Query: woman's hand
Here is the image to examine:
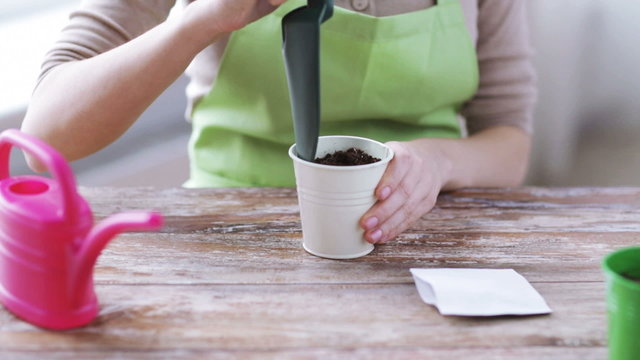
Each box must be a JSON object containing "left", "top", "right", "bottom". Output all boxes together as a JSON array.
[
  {"left": 359, "top": 140, "right": 452, "bottom": 244},
  {"left": 182, "top": 0, "right": 289, "bottom": 45},
  {"left": 358, "top": 126, "right": 531, "bottom": 244}
]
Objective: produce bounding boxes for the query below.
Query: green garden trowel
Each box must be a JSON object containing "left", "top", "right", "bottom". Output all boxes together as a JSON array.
[{"left": 282, "top": 0, "right": 334, "bottom": 161}]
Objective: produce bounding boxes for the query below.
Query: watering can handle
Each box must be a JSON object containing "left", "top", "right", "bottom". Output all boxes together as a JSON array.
[{"left": 0, "top": 129, "right": 79, "bottom": 221}]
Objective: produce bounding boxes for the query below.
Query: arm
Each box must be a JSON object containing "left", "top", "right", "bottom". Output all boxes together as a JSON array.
[
  {"left": 22, "top": 0, "right": 288, "bottom": 171},
  {"left": 411, "top": 125, "right": 531, "bottom": 191},
  {"left": 360, "top": 0, "right": 536, "bottom": 243}
]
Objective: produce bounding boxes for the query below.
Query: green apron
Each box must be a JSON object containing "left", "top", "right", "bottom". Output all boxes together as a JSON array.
[{"left": 186, "top": 0, "right": 478, "bottom": 188}]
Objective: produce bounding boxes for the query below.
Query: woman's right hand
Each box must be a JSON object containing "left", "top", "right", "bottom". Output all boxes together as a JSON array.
[{"left": 182, "top": 0, "right": 289, "bottom": 45}]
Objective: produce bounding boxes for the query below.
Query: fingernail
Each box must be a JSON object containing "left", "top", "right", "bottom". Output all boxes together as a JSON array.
[
  {"left": 379, "top": 186, "right": 391, "bottom": 200},
  {"left": 363, "top": 217, "right": 378, "bottom": 230},
  {"left": 369, "top": 229, "right": 383, "bottom": 243}
]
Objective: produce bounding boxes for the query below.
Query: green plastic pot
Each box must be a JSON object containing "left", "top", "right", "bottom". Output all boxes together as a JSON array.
[{"left": 603, "top": 246, "right": 640, "bottom": 360}]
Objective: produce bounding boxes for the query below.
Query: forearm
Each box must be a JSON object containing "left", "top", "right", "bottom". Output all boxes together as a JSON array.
[
  {"left": 414, "top": 126, "right": 531, "bottom": 191},
  {"left": 21, "top": 16, "right": 219, "bottom": 167}
]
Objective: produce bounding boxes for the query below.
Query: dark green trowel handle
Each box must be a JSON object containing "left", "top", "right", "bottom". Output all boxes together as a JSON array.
[{"left": 282, "top": 0, "right": 333, "bottom": 161}]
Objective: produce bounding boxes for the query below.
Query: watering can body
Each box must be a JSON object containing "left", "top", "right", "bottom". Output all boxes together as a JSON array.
[
  {"left": 0, "top": 175, "right": 96, "bottom": 329},
  {"left": 0, "top": 129, "right": 162, "bottom": 330}
]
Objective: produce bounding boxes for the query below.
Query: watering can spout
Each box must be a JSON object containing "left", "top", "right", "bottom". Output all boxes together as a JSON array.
[{"left": 74, "top": 212, "right": 163, "bottom": 298}]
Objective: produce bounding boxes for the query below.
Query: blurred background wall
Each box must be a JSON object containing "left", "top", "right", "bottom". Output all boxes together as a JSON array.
[
  {"left": 1, "top": 0, "right": 639, "bottom": 187},
  {"left": 527, "top": 0, "right": 640, "bottom": 186}
]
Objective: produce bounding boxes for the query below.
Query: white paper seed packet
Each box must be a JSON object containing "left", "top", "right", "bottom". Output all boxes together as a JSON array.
[{"left": 410, "top": 268, "right": 552, "bottom": 316}]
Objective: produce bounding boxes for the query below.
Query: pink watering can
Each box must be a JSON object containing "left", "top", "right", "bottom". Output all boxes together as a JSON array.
[{"left": 0, "top": 129, "right": 163, "bottom": 330}]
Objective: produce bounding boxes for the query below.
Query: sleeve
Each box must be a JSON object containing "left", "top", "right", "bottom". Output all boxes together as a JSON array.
[
  {"left": 461, "top": 0, "right": 537, "bottom": 135},
  {"left": 37, "top": 0, "right": 176, "bottom": 85}
]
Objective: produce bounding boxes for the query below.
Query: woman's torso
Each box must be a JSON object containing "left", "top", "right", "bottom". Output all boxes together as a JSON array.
[{"left": 183, "top": 0, "right": 479, "bottom": 118}]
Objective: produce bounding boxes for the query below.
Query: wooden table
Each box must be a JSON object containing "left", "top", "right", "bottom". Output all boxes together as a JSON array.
[{"left": 2, "top": 187, "right": 639, "bottom": 359}]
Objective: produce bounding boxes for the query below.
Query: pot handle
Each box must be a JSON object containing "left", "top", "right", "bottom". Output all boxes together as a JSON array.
[{"left": 0, "top": 129, "right": 79, "bottom": 222}]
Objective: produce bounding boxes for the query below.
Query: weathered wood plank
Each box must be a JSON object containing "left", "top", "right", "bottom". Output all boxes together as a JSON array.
[
  {"left": 0, "top": 282, "right": 606, "bottom": 352},
  {"left": 1, "top": 187, "right": 630, "bottom": 359},
  {"left": 0, "top": 347, "right": 608, "bottom": 360},
  {"left": 76, "top": 186, "right": 640, "bottom": 285},
  {"left": 441, "top": 187, "right": 640, "bottom": 206},
  {"left": 90, "top": 230, "right": 628, "bottom": 285},
  {"left": 80, "top": 187, "right": 640, "bottom": 234},
  {"left": 79, "top": 187, "right": 640, "bottom": 214}
]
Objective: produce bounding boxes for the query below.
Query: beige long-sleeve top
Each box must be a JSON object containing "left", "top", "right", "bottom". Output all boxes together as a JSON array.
[{"left": 39, "top": 0, "right": 536, "bottom": 135}]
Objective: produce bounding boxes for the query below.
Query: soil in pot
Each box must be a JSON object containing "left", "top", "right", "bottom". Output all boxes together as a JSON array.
[{"left": 314, "top": 147, "right": 381, "bottom": 166}]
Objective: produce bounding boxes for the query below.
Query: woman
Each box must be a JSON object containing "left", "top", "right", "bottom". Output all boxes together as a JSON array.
[{"left": 22, "top": 0, "right": 535, "bottom": 244}]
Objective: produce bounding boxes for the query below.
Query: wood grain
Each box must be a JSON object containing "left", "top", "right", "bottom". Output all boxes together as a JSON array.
[
  {"left": 0, "top": 283, "right": 606, "bottom": 350},
  {"left": 2, "top": 187, "right": 637, "bottom": 358},
  {"left": 0, "top": 348, "right": 608, "bottom": 360}
]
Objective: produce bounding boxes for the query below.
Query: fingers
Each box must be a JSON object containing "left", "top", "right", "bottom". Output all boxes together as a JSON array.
[
  {"left": 362, "top": 167, "right": 420, "bottom": 242},
  {"left": 373, "top": 141, "right": 411, "bottom": 201},
  {"left": 359, "top": 142, "right": 411, "bottom": 242},
  {"left": 360, "top": 141, "right": 441, "bottom": 244},
  {"left": 368, "top": 188, "right": 437, "bottom": 243},
  {"left": 268, "top": 0, "right": 288, "bottom": 6}
]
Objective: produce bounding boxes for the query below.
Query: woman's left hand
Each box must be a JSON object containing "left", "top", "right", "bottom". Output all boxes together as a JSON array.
[{"left": 359, "top": 140, "right": 452, "bottom": 244}]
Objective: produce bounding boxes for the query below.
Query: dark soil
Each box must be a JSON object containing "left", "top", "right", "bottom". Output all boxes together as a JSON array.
[
  {"left": 314, "top": 148, "right": 380, "bottom": 166},
  {"left": 622, "top": 272, "right": 640, "bottom": 283}
]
